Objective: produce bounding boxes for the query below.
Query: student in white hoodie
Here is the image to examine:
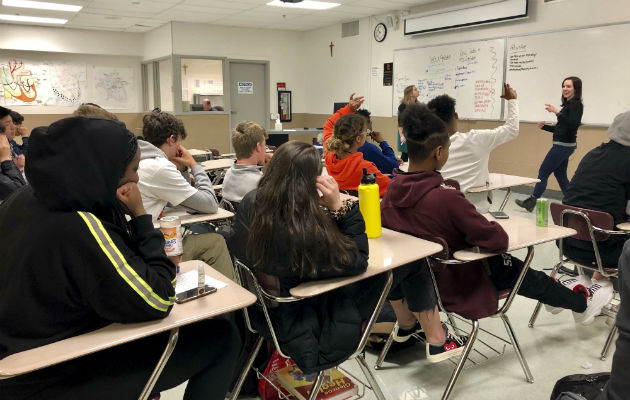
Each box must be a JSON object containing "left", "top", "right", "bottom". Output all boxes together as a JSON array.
[
  {"left": 221, "top": 121, "right": 271, "bottom": 204},
  {"left": 429, "top": 83, "right": 519, "bottom": 213},
  {"left": 137, "top": 111, "right": 234, "bottom": 279}
]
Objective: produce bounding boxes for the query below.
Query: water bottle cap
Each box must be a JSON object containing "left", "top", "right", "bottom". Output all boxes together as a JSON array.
[{"left": 360, "top": 168, "right": 376, "bottom": 184}]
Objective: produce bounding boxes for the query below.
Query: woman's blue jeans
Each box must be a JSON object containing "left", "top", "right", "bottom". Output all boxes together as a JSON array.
[{"left": 532, "top": 144, "right": 575, "bottom": 198}]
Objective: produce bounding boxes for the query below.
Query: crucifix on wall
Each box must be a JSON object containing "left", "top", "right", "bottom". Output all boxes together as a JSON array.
[
  {"left": 329, "top": 41, "right": 334, "bottom": 57},
  {"left": 182, "top": 64, "right": 188, "bottom": 75}
]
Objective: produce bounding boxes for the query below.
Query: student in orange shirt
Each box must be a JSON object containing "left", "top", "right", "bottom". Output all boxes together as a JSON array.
[{"left": 325, "top": 114, "right": 390, "bottom": 196}]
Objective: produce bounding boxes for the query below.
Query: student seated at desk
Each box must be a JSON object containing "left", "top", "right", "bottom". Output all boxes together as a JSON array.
[
  {"left": 559, "top": 111, "right": 629, "bottom": 296},
  {"left": 221, "top": 120, "right": 271, "bottom": 204},
  {"left": 429, "top": 83, "right": 519, "bottom": 213},
  {"left": 0, "top": 125, "right": 25, "bottom": 200},
  {"left": 0, "top": 117, "right": 240, "bottom": 400},
  {"left": 325, "top": 114, "right": 390, "bottom": 196},
  {"left": 323, "top": 93, "right": 399, "bottom": 175},
  {"left": 230, "top": 141, "right": 386, "bottom": 372},
  {"left": 138, "top": 111, "right": 235, "bottom": 279},
  {"left": 382, "top": 104, "right": 608, "bottom": 330}
]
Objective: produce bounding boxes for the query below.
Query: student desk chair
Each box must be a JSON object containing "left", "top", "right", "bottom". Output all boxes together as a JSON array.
[
  {"left": 229, "top": 228, "right": 443, "bottom": 400},
  {"left": 155, "top": 206, "right": 235, "bottom": 234},
  {"left": 466, "top": 173, "right": 540, "bottom": 212},
  {"left": 201, "top": 158, "right": 234, "bottom": 185},
  {"left": 528, "top": 203, "right": 628, "bottom": 360},
  {"left": 0, "top": 261, "right": 256, "bottom": 400},
  {"left": 617, "top": 222, "right": 630, "bottom": 231}
]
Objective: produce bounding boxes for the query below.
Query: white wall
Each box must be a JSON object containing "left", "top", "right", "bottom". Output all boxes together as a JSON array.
[
  {"left": 143, "top": 23, "right": 172, "bottom": 61},
  {"left": 0, "top": 24, "right": 143, "bottom": 56},
  {"left": 303, "top": 0, "right": 630, "bottom": 116},
  {"left": 171, "top": 22, "right": 307, "bottom": 114}
]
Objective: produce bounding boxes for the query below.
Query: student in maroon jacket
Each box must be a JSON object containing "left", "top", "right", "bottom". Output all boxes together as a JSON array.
[{"left": 381, "top": 104, "right": 610, "bottom": 332}]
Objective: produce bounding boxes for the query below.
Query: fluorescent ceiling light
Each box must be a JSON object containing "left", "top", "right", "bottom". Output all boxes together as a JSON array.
[
  {"left": 0, "top": 13, "right": 67, "bottom": 23},
  {"left": 266, "top": 0, "right": 340, "bottom": 10},
  {"left": 2, "top": 0, "right": 82, "bottom": 12}
]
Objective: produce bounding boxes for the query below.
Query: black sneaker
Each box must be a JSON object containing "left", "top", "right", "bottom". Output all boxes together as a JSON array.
[
  {"left": 426, "top": 329, "right": 468, "bottom": 363},
  {"left": 393, "top": 321, "right": 426, "bottom": 343},
  {"left": 515, "top": 197, "right": 536, "bottom": 212}
]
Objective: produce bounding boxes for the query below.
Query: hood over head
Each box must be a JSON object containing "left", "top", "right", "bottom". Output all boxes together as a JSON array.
[
  {"left": 607, "top": 111, "right": 630, "bottom": 147},
  {"left": 138, "top": 139, "right": 166, "bottom": 160},
  {"left": 386, "top": 170, "right": 444, "bottom": 208},
  {"left": 26, "top": 117, "right": 137, "bottom": 212}
]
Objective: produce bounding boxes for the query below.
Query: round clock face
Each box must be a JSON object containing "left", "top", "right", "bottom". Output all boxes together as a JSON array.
[{"left": 374, "top": 23, "right": 387, "bottom": 42}]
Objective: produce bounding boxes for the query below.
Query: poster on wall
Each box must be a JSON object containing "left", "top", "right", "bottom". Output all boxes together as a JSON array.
[
  {"left": 0, "top": 60, "right": 87, "bottom": 106},
  {"left": 383, "top": 62, "right": 393, "bottom": 86},
  {"left": 91, "top": 66, "right": 136, "bottom": 109}
]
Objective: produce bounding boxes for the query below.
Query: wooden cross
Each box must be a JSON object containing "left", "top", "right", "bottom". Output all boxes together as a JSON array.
[
  {"left": 329, "top": 41, "right": 334, "bottom": 57},
  {"left": 182, "top": 64, "right": 188, "bottom": 75}
]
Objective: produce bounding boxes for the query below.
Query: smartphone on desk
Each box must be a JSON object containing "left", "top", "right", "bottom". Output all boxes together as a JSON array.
[
  {"left": 489, "top": 211, "right": 509, "bottom": 219},
  {"left": 175, "top": 285, "right": 217, "bottom": 304}
]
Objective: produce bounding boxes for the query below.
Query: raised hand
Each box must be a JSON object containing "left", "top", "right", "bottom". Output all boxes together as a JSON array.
[
  {"left": 500, "top": 83, "right": 517, "bottom": 100},
  {"left": 348, "top": 93, "right": 365, "bottom": 112}
]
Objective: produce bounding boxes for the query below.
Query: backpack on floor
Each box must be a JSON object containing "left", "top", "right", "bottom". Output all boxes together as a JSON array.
[{"left": 550, "top": 372, "right": 610, "bottom": 400}]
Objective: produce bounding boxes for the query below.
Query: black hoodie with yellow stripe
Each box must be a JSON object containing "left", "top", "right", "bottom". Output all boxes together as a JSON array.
[{"left": 0, "top": 117, "right": 175, "bottom": 360}]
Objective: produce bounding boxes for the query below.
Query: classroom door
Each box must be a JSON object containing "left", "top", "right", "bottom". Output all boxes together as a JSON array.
[{"left": 229, "top": 62, "right": 267, "bottom": 132}]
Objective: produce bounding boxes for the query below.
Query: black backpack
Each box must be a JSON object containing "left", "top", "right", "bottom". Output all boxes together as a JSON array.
[{"left": 551, "top": 372, "right": 610, "bottom": 400}]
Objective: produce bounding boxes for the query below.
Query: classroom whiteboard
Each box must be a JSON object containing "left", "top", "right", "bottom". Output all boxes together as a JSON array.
[
  {"left": 506, "top": 23, "right": 630, "bottom": 125},
  {"left": 393, "top": 38, "right": 505, "bottom": 119}
]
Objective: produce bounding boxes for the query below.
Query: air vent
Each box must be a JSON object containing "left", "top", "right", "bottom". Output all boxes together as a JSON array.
[{"left": 341, "top": 20, "right": 359, "bottom": 37}]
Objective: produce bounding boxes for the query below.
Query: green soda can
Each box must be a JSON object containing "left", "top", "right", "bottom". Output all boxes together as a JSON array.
[{"left": 536, "top": 198, "right": 549, "bottom": 227}]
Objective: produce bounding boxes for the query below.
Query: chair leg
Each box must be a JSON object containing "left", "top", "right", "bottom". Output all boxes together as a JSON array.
[
  {"left": 139, "top": 328, "right": 180, "bottom": 400},
  {"left": 529, "top": 261, "right": 563, "bottom": 328},
  {"left": 446, "top": 312, "right": 460, "bottom": 335},
  {"left": 356, "top": 354, "right": 387, "bottom": 400},
  {"left": 600, "top": 325, "right": 618, "bottom": 361},
  {"left": 374, "top": 322, "right": 397, "bottom": 370},
  {"left": 307, "top": 370, "right": 327, "bottom": 400},
  {"left": 441, "top": 320, "right": 479, "bottom": 400},
  {"left": 500, "top": 314, "right": 534, "bottom": 383},
  {"left": 229, "top": 336, "right": 264, "bottom": 400}
]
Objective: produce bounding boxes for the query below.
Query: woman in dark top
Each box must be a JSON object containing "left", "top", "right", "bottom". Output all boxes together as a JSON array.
[
  {"left": 516, "top": 76, "right": 584, "bottom": 212},
  {"left": 230, "top": 141, "right": 385, "bottom": 373}
]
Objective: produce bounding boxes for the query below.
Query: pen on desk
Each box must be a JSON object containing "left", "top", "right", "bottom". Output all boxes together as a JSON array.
[{"left": 197, "top": 263, "right": 205, "bottom": 296}]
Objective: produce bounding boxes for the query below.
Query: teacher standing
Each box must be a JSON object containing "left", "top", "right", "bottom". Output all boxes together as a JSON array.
[{"left": 516, "top": 76, "right": 583, "bottom": 212}]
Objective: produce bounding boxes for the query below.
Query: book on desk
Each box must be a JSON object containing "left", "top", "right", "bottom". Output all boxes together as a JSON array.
[{"left": 275, "top": 364, "right": 357, "bottom": 400}]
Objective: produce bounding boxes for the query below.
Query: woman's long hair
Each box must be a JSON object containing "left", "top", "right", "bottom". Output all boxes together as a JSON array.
[
  {"left": 561, "top": 76, "right": 582, "bottom": 106},
  {"left": 247, "top": 141, "right": 358, "bottom": 278},
  {"left": 400, "top": 85, "right": 419, "bottom": 105}
]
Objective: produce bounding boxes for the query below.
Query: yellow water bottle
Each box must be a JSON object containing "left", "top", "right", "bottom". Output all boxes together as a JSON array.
[{"left": 358, "top": 168, "right": 382, "bottom": 238}]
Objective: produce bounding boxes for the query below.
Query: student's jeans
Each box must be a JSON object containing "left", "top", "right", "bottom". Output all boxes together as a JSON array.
[
  {"left": 1, "top": 319, "right": 242, "bottom": 400},
  {"left": 388, "top": 259, "right": 438, "bottom": 313},
  {"left": 532, "top": 144, "right": 576, "bottom": 198}
]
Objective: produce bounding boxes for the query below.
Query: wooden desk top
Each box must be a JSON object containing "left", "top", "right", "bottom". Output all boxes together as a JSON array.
[
  {"left": 399, "top": 162, "right": 409, "bottom": 172},
  {"left": 217, "top": 153, "right": 236, "bottom": 159},
  {"left": 0, "top": 261, "right": 255, "bottom": 377},
  {"left": 466, "top": 173, "right": 540, "bottom": 193},
  {"left": 289, "top": 228, "right": 442, "bottom": 298},
  {"left": 617, "top": 222, "right": 630, "bottom": 231},
  {"left": 453, "top": 214, "right": 576, "bottom": 261},
  {"left": 201, "top": 158, "right": 234, "bottom": 171},
  {"left": 154, "top": 207, "right": 234, "bottom": 228}
]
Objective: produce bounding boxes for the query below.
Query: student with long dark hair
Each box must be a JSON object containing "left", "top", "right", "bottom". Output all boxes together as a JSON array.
[
  {"left": 230, "top": 141, "right": 385, "bottom": 372},
  {"left": 0, "top": 117, "right": 240, "bottom": 400},
  {"left": 516, "top": 76, "right": 584, "bottom": 211}
]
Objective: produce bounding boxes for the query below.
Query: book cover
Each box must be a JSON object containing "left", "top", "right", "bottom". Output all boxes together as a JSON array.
[{"left": 275, "top": 365, "right": 357, "bottom": 400}]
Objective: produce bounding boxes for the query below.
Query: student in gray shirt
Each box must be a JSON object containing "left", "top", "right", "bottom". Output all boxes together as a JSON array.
[{"left": 222, "top": 121, "right": 271, "bottom": 204}]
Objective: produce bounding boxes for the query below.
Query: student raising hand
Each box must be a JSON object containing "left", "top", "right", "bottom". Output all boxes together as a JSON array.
[{"left": 316, "top": 175, "right": 343, "bottom": 211}]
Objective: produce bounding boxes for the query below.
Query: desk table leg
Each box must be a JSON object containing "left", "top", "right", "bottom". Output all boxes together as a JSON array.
[
  {"left": 498, "top": 188, "right": 512, "bottom": 212},
  {"left": 138, "top": 328, "right": 180, "bottom": 400}
]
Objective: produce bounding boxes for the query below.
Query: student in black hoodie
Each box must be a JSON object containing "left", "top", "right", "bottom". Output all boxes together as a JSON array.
[{"left": 0, "top": 117, "right": 240, "bottom": 400}]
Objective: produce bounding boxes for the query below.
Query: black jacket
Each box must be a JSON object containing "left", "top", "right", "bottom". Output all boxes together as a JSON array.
[
  {"left": 229, "top": 190, "right": 380, "bottom": 373},
  {"left": 0, "top": 118, "right": 176, "bottom": 360},
  {"left": 542, "top": 98, "right": 583, "bottom": 144},
  {"left": 0, "top": 159, "right": 25, "bottom": 200}
]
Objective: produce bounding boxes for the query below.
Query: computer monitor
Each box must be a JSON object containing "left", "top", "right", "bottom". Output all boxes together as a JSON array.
[{"left": 191, "top": 104, "right": 204, "bottom": 111}]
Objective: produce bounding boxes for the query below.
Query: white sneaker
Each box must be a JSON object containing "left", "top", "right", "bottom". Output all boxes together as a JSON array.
[
  {"left": 573, "top": 279, "right": 614, "bottom": 325},
  {"left": 545, "top": 275, "right": 591, "bottom": 314}
]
